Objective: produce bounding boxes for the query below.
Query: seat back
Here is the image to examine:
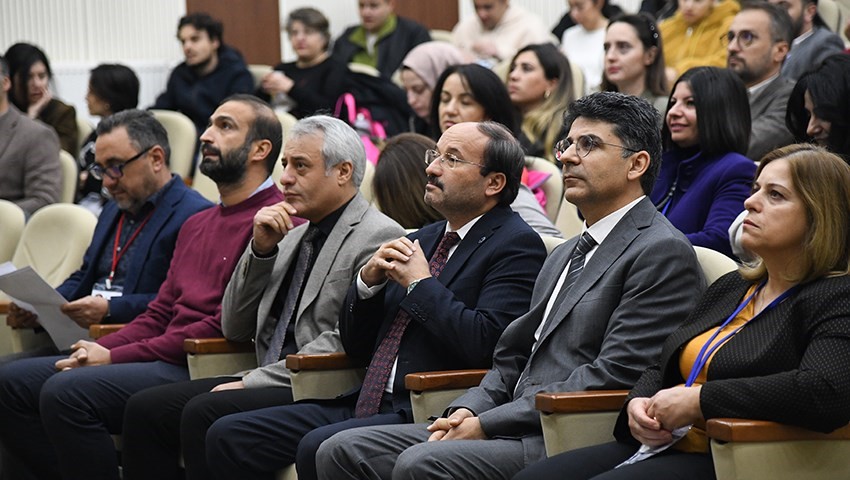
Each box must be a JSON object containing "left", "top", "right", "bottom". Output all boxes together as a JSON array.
[
  {"left": 58, "top": 150, "right": 78, "bottom": 203},
  {"left": 76, "top": 117, "right": 94, "bottom": 153},
  {"left": 555, "top": 199, "right": 583, "bottom": 239},
  {"left": 819, "top": 0, "right": 844, "bottom": 33},
  {"left": 248, "top": 64, "right": 273, "bottom": 89},
  {"left": 0, "top": 200, "right": 25, "bottom": 263},
  {"left": 541, "top": 235, "right": 567, "bottom": 255},
  {"left": 693, "top": 246, "right": 738, "bottom": 286},
  {"left": 525, "top": 156, "right": 564, "bottom": 221},
  {"left": 360, "top": 161, "right": 375, "bottom": 203},
  {"left": 150, "top": 109, "right": 196, "bottom": 179}
]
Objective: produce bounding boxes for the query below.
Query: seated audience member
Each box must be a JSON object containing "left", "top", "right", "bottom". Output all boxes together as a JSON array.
[
  {"left": 553, "top": 0, "right": 623, "bottom": 39},
  {"left": 651, "top": 67, "right": 756, "bottom": 258},
  {"left": 153, "top": 12, "right": 254, "bottom": 135},
  {"left": 4, "top": 42, "right": 78, "bottom": 155},
  {"left": 560, "top": 0, "right": 609, "bottom": 93},
  {"left": 400, "top": 41, "right": 466, "bottom": 134},
  {"left": 727, "top": 1, "right": 795, "bottom": 162},
  {"left": 332, "top": 0, "right": 430, "bottom": 79},
  {"left": 120, "top": 116, "right": 405, "bottom": 480},
  {"left": 601, "top": 13, "right": 669, "bottom": 114},
  {"left": 203, "top": 121, "right": 548, "bottom": 480},
  {"left": 373, "top": 132, "right": 443, "bottom": 229},
  {"left": 659, "top": 0, "right": 740, "bottom": 85},
  {"left": 768, "top": 0, "right": 844, "bottom": 80},
  {"left": 5, "top": 109, "right": 210, "bottom": 359},
  {"left": 507, "top": 44, "right": 575, "bottom": 163},
  {"left": 515, "top": 143, "right": 850, "bottom": 480},
  {"left": 77, "top": 64, "right": 141, "bottom": 212},
  {"left": 0, "top": 94, "right": 286, "bottom": 480},
  {"left": 258, "top": 8, "right": 347, "bottom": 118},
  {"left": 316, "top": 92, "right": 704, "bottom": 480},
  {"left": 431, "top": 63, "right": 563, "bottom": 237},
  {"left": 0, "top": 54, "right": 60, "bottom": 216},
  {"left": 452, "top": 0, "right": 551, "bottom": 66}
]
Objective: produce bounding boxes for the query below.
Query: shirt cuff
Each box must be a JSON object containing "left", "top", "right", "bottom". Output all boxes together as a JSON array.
[{"left": 356, "top": 266, "right": 387, "bottom": 299}]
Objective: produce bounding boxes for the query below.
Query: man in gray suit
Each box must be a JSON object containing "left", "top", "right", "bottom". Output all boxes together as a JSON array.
[
  {"left": 120, "top": 115, "right": 405, "bottom": 480},
  {"left": 768, "top": 0, "right": 844, "bottom": 80},
  {"left": 316, "top": 92, "right": 705, "bottom": 480},
  {"left": 727, "top": 2, "right": 796, "bottom": 161},
  {"left": 0, "top": 55, "right": 60, "bottom": 217}
]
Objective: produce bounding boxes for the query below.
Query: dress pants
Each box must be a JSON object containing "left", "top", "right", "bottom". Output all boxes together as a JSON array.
[
  {"left": 511, "top": 441, "right": 716, "bottom": 480},
  {"left": 0, "top": 355, "right": 188, "bottom": 480},
  {"left": 317, "top": 422, "right": 527, "bottom": 480},
  {"left": 122, "top": 376, "right": 293, "bottom": 480},
  {"left": 205, "top": 394, "right": 406, "bottom": 480}
]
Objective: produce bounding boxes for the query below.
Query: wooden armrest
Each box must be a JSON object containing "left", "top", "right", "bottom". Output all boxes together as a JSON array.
[
  {"left": 0, "top": 299, "right": 10, "bottom": 314},
  {"left": 535, "top": 390, "right": 629, "bottom": 414},
  {"left": 285, "top": 353, "right": 355, "bottom": 371},
  {"left": 183, "top": 338, "right": 255, "bottom": 354},
  {"left": 89, "top": 324, "right": 125, "bottom": 339},
  {"left": 706, "top": 419, "right": 850, "bottom": 443},
  {"left": 404, "top": 369, "right": 488, "bottom": 392}
]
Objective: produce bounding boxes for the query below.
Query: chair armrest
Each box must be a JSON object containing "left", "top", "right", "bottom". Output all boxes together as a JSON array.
[
  {"left": 89, "top": 324, "right": 125, "bottom": 339},
  {"left": 183, "top": 338, "right": 255, "bottom": 354},
  {"left": 536, "top": 390, "right": 629, "bottom": 414},
  {"left": 285, "top": 353, "right": 356, "bottom": 371},
  {"left": 0, "top": 299, "right": 9, "bottom": 315},
  {"left": 706, "top": 419, "right": 850, "bottom": 443},
  {"left": 404, "top": 370, "right": 488, "bottom": 392}
]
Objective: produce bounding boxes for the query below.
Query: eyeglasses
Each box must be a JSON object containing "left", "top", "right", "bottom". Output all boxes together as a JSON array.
[
  {"left": 722, "top": 30, "right": 759, "bottom": 48},
  {"left": 88, "top": 146, "right": 153, "bottom": 181},
  {"left": 553, "top": 135, "right": 639, "bottom": 160},
  {"left": 424, "top": 149, "right": 483, "bottom": 169}
]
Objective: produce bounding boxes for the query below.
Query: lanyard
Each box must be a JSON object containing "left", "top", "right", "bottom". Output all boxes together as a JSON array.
[
  {"left": 685, "top": 281, "right": 798, "bottom": 386},
  {"left": 106, "top": 211, "right": 154, "bottom": 289}
]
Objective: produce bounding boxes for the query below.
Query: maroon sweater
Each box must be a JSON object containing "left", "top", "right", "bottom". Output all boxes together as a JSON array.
[{"left": 98, "top": 186, "right": 289, "bottom": 365}]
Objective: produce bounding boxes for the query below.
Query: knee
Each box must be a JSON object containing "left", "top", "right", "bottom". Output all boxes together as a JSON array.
[
  {"left": 124, "top": 389, "right": 158, "bottom": 433},
  {"left": 205, "top": 415, "right": 243, "bottom": 467},
  {"left": 39, "top": 372, "right": 82, "bottom": 421},
  {"left": 394, "top": 444, "right": 442, "bottom": 479},
  {"left": 315, "top": 430, "right": 357, "bottom": 478}
]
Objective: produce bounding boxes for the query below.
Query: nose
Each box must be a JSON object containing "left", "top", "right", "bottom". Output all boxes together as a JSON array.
[
  {"left": 425, "top": 156, "right": 442, "bottom": 175},
  {"left": 508, "top": 66, "right": 520, "bottom": 81},
  {"left": 743, "top": 189, "right": 760, "bottom": 212},
  {"left": 199, "top": 126, "right": 214, "bottom": 144},
  {"left": 806, "top": 114, "right": 822, "bottom": 138},
  {"left": 727, "top": 35, "right": 740, "bottom": 54},
  {"left": 443, "top": 99, "right": 458, "bottom": 115},
  {"left": 560, "top": 142, "right": 581, "bottom": 165}
]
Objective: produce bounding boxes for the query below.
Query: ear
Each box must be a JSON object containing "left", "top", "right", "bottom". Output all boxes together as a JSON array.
[
  {"left": 211, "top": 37, "right": 221, "bottom": 52},
  {"left": 335, "top": 160, "right": 354, "bottom": 186},
  {"left": 483, "top": 171, "right": 507, "bottom": 199},
  {"left": 626, "top": 150, "right": 650, "bottom": 183},
  {"left": 772, "top": 41, "right": 790, "bottom": 64},
  {"left": 149, "top": 145, "right": 167, "bottom": 172},
  {"left": 644, "top": 46, "right": 658, "bottom": 66},
  {"left": 250, "top": 138, "right": 273, "bottom": 165},
  {"left": 804, "top": 2, "right": 817, "bottom": 23}
]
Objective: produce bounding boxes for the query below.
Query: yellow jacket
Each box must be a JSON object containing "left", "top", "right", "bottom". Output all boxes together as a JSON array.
[{"left": 660, "top": 0, "right": 740, "bottom": 77}]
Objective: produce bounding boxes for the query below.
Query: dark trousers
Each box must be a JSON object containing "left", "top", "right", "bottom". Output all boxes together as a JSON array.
[
  {"left": 512, "top": 441, "right": 716, "bottom": 480},
  {"left": 206, "top": 394, "right": 405, "bottom": 480},
  {"left": 122, "top": 376, "right": 293, "bottom": 480}
]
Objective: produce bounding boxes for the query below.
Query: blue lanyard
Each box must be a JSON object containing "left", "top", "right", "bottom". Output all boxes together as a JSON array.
[{"left": 685, "top": 281, "right": 798, "bottom": 387}]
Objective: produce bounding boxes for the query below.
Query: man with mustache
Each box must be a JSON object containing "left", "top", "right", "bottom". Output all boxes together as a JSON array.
[
  {"left": 203, "top": 121, "right": 548, "bottom": 480},
  {"left": 119, "top": 115, "right": 407, "bottom": 480},
  {"left": 767, "top": 0, "right": 844, "bottom": 81},
  {"left": 726, "top": 2, "right": 795, "bottom": 162},
  {"left": 0, "top": 95, "right": 285, "bottom": 480}
]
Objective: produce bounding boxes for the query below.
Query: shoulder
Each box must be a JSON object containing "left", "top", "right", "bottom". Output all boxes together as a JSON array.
[
  {"left": 396, "top": 15, "right": 428, "bottom": 33},
  {"left": 795, "top": 275, "right": 850, "bottom": 307},
  {"left": 710, "top": 152, "right": 757, "bottom": 177},
  {"left": 166, "top": 180, "right": 214, "bottom": 212}
]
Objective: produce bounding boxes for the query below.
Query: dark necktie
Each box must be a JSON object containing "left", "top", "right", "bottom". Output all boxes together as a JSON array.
[
  {"left": 546, "top": 231, "right": 597, "bottom": 323},
  {"left": 262, "top": 227, "right": 320, "bottom": 366},
  {"left": 354, "top": 231, "right": 461, "bottom": 418}
]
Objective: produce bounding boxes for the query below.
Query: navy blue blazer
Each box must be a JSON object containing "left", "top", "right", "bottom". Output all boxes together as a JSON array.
[
  {"left": 57, "top": 178, "right": 211, "bottom": 323},
  {"left": 340, "top": 204, "right": 547, "bottom": 416}
]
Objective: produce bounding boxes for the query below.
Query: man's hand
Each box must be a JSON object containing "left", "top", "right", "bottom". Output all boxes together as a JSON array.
[
  {"left": 426, "top": 408, "right": 486, "bottom": 441},
  {"left": 7, "top": 302, "right": 40, "bottom": 328},
  {"left": 384, "top": 239, "right": 431, "bottom": 288},
  {"left": 60, "top": 296, "right": 109, "bottom": 328},
  {"left": 211, "top": 380, "right": 245, "bottom": 392},
  {"left": 627, "top": 397, "right": 673, "bottom": 447},
  {"left": 646, "top": 385, "right": 703, "bottom": 432},
  {"left": 360, "top": 237, "right": 425, "bottom": 287},
  {"left": 55, "top": 340, "right": 111, "bottom": 371},
  {"left": 261, "top": 71, "right": 295, "bottom": 95},
  {"left": 252, "top": 201, "right": 299, "bottom": 255}
]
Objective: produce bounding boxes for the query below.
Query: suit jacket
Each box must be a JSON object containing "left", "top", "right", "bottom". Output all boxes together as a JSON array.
[
  {"left": 451, "top": 198, "right": 704, "bottom": 462},
  {"left": 222, "top": 194, "right": 406, "bottom": 388},
  {"left": 56, "top": 179, "right": 212, "bottom": 323},
  {"left": 781, "top": 26, "right": 845, "bottom": 81},
  {"left": 614, "top": 272, "right": 850, "bottom": 444},
  {"left": 340, "top": 205, "right": 548, "bottom": 417},
  {"left": 0, "top": 105, "right": 61, "bottom": 216},
  {"left": 748, "top": 76, "right": 795, "bottom": 162}
]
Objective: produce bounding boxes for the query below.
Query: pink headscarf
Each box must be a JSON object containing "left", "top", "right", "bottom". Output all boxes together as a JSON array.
[{"left": 401, "top": 41, "right": 467, "bottom": 90}]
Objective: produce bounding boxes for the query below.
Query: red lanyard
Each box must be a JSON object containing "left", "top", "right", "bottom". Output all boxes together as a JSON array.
[{"left": 106, "top": 211, "right": 154, "bottom": 289}]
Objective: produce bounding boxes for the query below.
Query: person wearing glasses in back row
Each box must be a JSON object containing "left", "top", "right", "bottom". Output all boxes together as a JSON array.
[{"left": 3, "top": 109, "right": 211, "bottom": 363}]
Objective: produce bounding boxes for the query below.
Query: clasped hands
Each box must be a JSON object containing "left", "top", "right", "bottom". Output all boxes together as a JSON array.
[
  {"left": 627, "top": 385, "right": 703, "bottom": 447},
  {"left": 55, "top": 340, "right": 111, "bottom": 371},
  {"left": 360, "top": 237, "right": 431, "bottom": 289},
  {"left": 427, "top": 408, "right": 487, "bottom": 442}
]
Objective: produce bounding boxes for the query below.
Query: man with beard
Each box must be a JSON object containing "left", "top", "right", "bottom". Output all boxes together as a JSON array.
[
  {"left": 0, "top": 95, "right": 285, "bottom": 480},
  {"left": 726, "top": 2, "right": 796, "bottom": 161},
  {"left": 153, "top": 12, "right": 254, "bottom": 135},
  {"left": 767, "top": 0, "right": 844, "bottom": 80}
]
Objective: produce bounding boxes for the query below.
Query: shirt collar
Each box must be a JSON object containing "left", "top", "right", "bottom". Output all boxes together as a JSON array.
[
  {"left": 444, "top": 213, "right": 484, "bottom": 241},
  {"left": 747, "top": 73, "right": 780, "bottom": 96},
  {"left": 583, "top": 196, "right": 645, "bottom": 245}
]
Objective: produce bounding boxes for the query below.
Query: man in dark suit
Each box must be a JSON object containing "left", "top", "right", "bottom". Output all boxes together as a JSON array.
[
  {"left": 203, "top": 121, "right": 547, "bottom": 480},
  {"left": 727, "top": 2, "right": 796, "bottom": 161},
  {"left": 768, "top": 0, "right": 844, "bottom": 80},
  {"left": 316, "top": 92, "right": 705, "bottom": 480}
]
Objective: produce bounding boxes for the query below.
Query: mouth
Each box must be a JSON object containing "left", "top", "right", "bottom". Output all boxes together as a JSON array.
[
  {"left": 426, "top": 176, "right": 443, "bottom": 190},
  {"left": 742, "top": 219, "right": 758, "bottom": 229},
  {"left": 668, "top": 124, "right": 688, "bottom": 132},
  {"left": 607, "top": 67, "right": 620, "bottom": 75},
  {"left": 201, "top": 145, "right": 221, "bottom": 159}
]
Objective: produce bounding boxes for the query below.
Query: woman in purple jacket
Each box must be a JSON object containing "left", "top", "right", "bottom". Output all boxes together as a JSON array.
[{"left": 651, "top": 66, "right": 756, "bottom": 258}]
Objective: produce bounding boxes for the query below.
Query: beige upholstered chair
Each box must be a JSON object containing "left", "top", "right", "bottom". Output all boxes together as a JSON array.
[
  {"left": 540, "top": 235, "right": 567, "bottom": 255},
  {"left": 554, "top": 199, "right": 583, "bottom": 239},
  {"left": 150, "top": 109, "right": 196, "bottom": 179},
  {"left": 693, "top": 246, "right": 739, "bottom": 285},
  {"left": 429, "top": 29, "right": 453, "bottom": 43},
  {"left": 248, "top": 64, "right": 274, "bottom": 89},
  {"left": 525, "top": 156, "right": 564, "bottom": 221},
  {"left": 348, "top": 63, "right": 381, "bottom": 77},
  {"left": 76, "top": 117, "right": 94, "bottom": 154},
  {"left": 58, "top": 150, "right": 78, "bottom": 203},
  {"left": 0, "top": 200, "right": 25, "bottom": 263}
]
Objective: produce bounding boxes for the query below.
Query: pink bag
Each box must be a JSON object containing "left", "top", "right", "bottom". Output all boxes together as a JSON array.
[{"left": 334, "top": 93, "right": 387, "bottom": 164}]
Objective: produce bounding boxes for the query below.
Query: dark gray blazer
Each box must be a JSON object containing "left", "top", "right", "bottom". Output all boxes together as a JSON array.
[
  {"left": 781, "top": 26, "right": 845, "bottom": 81},
  {"left": 450, "top": 197, "right": 705, "bottom": 462},
  {"left": 748, "top": 76, "right": 795, "bottom": 162}
]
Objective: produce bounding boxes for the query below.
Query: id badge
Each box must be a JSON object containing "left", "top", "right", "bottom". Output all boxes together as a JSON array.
[{"left": 92, "top": 282, "right": 123, "bottom": 300}]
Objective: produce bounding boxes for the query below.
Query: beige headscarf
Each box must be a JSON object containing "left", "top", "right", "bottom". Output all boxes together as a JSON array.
[{"left": 401, "top": 41, "right": 467, "bottom": 90}]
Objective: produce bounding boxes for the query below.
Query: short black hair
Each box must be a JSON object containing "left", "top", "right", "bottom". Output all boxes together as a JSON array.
[
  {"left": 220, "top": 94, "right": 282, "bottom": 175},
  {"left": 89, "top": 64, "right": 140, "bottom": 114},
  {"left": 97, "top": 109, "right": 171, "bottom": 166},
  {"left": 740, "top": 1, "right": 793, "bottom": 45},
  {"left": 564, "top": 91, "right": 662, "bottom": 195},
  {"left": 477, "top": 121, "right": 524, "bottom": 206},
  {"left": 178, "top": 12, "right": 223, "bottom": 43},
  {"left": 663, "top": 67, "right": 751, "bottom": 158}
]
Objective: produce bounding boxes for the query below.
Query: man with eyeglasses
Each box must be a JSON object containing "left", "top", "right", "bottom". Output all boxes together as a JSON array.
[
  {"left": 726, "top": 2, "right": 796, "bottom": 161},
  {"left": 316, "top": 92, "right": 704, "bottom": 480},
  {"left": 0, "top": 95, "right": 287, "bottom": 480},
  {"left": 201, "top": 121, "right": 547, "bottom": 480}
]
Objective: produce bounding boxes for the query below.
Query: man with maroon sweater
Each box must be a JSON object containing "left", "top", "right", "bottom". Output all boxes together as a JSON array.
[{"left": 0, "top": 94, "right": 290, "bottom": 480}]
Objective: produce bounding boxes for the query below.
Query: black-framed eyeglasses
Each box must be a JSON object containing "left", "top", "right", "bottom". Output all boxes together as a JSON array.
[
  {"left": 722, "top": 30, "right": 759, "bottom": 48},
  {"left": 88, "top": 145, "right": 154, "bottom": 181},
  {"left": 553, "top": 135, "right": 639, "bottom": 160},
  {"left": 424, "top": 149, "right": 483, "bottom": 169}
]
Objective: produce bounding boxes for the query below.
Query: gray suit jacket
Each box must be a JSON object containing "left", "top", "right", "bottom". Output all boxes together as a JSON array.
[
  {"left": 0, "top": 106, "right": 61, "bottom": 216},
  {"left": 748, "top": 76, "right": 795, "bottom": 162},
  {"left": 781, "top": 26, "right": 844, "bottom": 81},
  {"left": 450, "top": 197, "right": 705, "bottom": 462},
  {"left": 221, "top": 194, "right": 405, "bottom": 388}
]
